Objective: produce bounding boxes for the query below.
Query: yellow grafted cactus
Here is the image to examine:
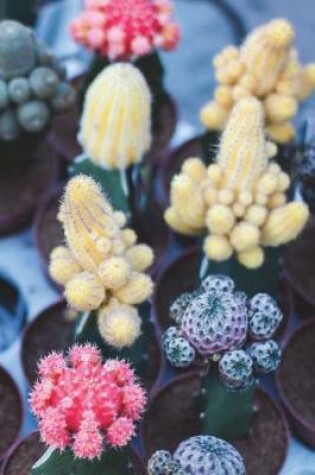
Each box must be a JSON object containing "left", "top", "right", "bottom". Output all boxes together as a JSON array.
[
  {"left": 79, "top": 63, "right": 152, "bottom": 169},
  {"left": 49, "top": 174, "right": 154, "bottom": 347},
  {"left": 166, "top": 97, "right": 309, "bottom": 269},
  {"left": 200, "top": 18, "right": 315, "bottom": 143}
]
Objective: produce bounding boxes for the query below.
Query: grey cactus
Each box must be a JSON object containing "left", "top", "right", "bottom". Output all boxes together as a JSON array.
[
  {"left": 249, "top": 310, "right": 282, "bottom": 341},
  {"left": 173, "top": 435, "right": 246, "bottom": 475},
  {"left": 163, "top": 327, "right": 196, "bottom": 368},
  {"left": 247, "top": 340, "right": 281, "bottom": 373},
  {"left": 147, "top": 450, "right": 183, "bottom": 475},
  {"left": 170, "top": 293, "right": 194, "bottom": 324},
  {"left": 0, "top": 20, "right": 76, "bottom": 141},
  {"left": 219, "top": 349, "right": 254, "bottom": 390},
  {"left": 201, "top": 274, "right": 235, "bottom": 293}
]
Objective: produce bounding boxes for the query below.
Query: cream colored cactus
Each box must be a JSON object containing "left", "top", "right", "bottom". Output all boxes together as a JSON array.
[
  {"left": 79, "top": 62, "right": 152, "bottom": 169},
  {"left": 49, "top": 175, "right": 154, "bottom": 347},
  {"left": 166, "top": 97, "right": 309, "bottom": 269},
  {"left": 200, "top": 19, "right": 315, "bottom": 144}
]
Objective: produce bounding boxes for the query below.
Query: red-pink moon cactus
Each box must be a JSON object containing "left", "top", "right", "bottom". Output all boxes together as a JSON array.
[{"left": 30, "top": 345, "right": 146, "bottom": 459}]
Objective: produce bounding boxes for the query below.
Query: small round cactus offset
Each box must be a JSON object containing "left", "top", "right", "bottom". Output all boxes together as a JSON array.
[
  {"left": 162, "top": 275, "right": 283, "bottom": 390},
  {"left": 147, "top": 435, "right": 246, "bottom": 475},
  {"left": 0, "top": 20, "right": 76, "bottom": 141},
  {"left": 49, "top": 175, "right": 154, "bottom": 349}
]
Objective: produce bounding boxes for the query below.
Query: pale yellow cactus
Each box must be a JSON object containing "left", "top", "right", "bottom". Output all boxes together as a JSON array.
[
  {"left": 49, "top": 174, "right": 154, "bottom": 347},
  {"left": 200, "top": 18, "right": 315, "bottom": 143},
  {"left": 166, "top": 97, "right": 309, "bottom": 269},
  {"left": 79, "top": 63, "right": 152, "bottom": 169}
]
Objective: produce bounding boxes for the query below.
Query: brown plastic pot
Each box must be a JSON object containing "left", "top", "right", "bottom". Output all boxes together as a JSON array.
[
  {"left": 1, "top": 432, "right": 45, "bottom": 475},
  {"left": 0, "top": 135, "right": 60, "bottom": 236},
  {"left": 21, "top": 300, "right": 76, "bottom": 386},
  {"left": 152, "top": 247, "right": 291, "bottom": 338},
  {"left": 0, "top": 366, "right": 23, "bottom": 462},
  {"left": 143, "top": 371, "right": 289, "bottom": 475},
  {"left": 277, "top": 318, "right": 315, "bottom": 448},
  {"left": 284, "top": 215, "right": 315, "bottom": 317}
]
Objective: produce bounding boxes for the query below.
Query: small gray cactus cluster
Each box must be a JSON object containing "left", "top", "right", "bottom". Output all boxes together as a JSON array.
[
  {"left": 162, "top": 275, "right": 282, "bottom": 390},
  {"left": 0, "top": 20, "right": 76, "bottom": 141},
  {"left": 147, "top": 435, "right": 246, "bottom": 475}
]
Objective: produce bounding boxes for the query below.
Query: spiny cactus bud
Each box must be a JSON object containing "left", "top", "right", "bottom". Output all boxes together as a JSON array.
[
  {"left": 0, "top": 21, "right": 35, "bottom": 80},
  {"left": 201, "top": 275, "right": 234, "bottom": 293},
  {"left": 162, "top": 327, "right": 196, "bottom": 368},
  {"left": 8, "top": 78, "right": 31, "bottom": 104},
  {"left": 147, "top": 450, "right": 174, "bottom": 475},
  {"left": 17, "top": 100, "right": 50, "bottom": 132},
  {"left": 97, "top": 299, "right": 141, "bottom": 348},
  {"left": 248, "top": 293, "right": 283, "bottom": 340},
  {"left": 219, "top": 349, "right": 254, "bottom": 390},
  {"left": 170, "top": 293, "right": 195, "bottom": 324},
  {"left": 79, "top": 63, "right": 152, "bottom": 170},
  {"left": 65, "top": 272, "right": 105, "bottom": 312},
  {"left": 247, "top": 339, "right": 281, "bottom": 373},
  {"left": 173, "top": 435, "right": 246, "bottom": 475},
  {"left": 30, "top": 66, "right": 59, "bottom": 99},
  {"left": 49, "top": 246, "right": 82, "bottom": 285}
]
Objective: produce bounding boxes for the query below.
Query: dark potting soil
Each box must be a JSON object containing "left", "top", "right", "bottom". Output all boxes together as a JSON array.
[
  {"left": 233, "top": 391, "right": 288, "bottom": 475},
  {"left": 278, "top": 322, "right": 315, "bottom": 424},
  {"left": 0, "top": 368, "right": 22, "bottom": 459},
  {"left": 22, "top": 303, "right": 75, "bottom": 386},
  {"left": 3, "top": 433, "right": 45, "bottom": 475},
  {"left": 36, "top": 190, "right": 63, "bottom": 265}
]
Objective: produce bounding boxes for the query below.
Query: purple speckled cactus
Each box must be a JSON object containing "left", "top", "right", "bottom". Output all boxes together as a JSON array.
[{"left": 147, "top": 435, "right": 246, "bottom": 475}]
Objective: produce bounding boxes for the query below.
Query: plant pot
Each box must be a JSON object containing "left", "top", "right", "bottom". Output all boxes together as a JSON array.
[
  {"left": 21, "top": 300, "right": 76, "bottom": 386},
  {"left": 152, "top": 247, "right": 291, "bottom": 337},
  {"left": 1, "top": 432, "right": 45, "bottom": 475},
  {"left": 0, "top": 366, "right": 23, "bottom": 462},
  {"left": 277, "top": 318, "right": 315, "bottom": 448},
  {"left": 142, "top": 371, "right": 289, "bottom": 475},
  {"left": 0, "top": 135, "right": 60, "bottom": 235},
  {"left": 284, "top": 214, "right": 315, "bottom": 317}
]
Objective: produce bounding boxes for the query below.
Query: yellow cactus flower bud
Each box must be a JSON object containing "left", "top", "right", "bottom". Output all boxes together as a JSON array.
[
  {"left": 266, "top": 141, "right": 278, "bottom": 159},
  {"left": 113, "top": 272, "right": 153, "bottom": 305},
  {"left": 200, "top": 101, "right": 228, "bottom": 130},
  {"left": 98, "top": 257, "right": 131, "bottom": 289},
  {"left": 204, "top": 235, "right": 233, "bottom": 261},
  {"left": 266, "top": 122, "right": 295, "bottom": 144},
  {"left": 238, "top": 191, "right": 253, "bottom": 206},
  {"left": 207, "top": 164, "right": 223, "bottom": 185},
  {"left": 170, "top": 175, "right": 206, "bottom": 230},
  {"left": 255, "top": 193, "right": 268, "bottom": 206},
  {"left": 232, "top": 85, "right": 250, "bottom": 101},
  {"left": 114, "top": 211, "right": 127, "bottom": 228},
  {"left": 65, "top": 272, "right": 105, "bottom": 311},
  {"left": 164, "top": 208, "right": 198, "bottom": 235},
  {"left": 49, "top": 246, "right": 82, "bottom": 285},
  {"left": 237, "top": 247, "right": 264, "bottom": 269},
  {"left": 245, "top": 205, "right": 267, "bottom": 227},
  {"left": 232, "top": 203, "right": 246, "bottom": 218},
  {"left": 206, "top": 204, "right": 235, "bottom": 234},
  {"left": 79, "top": 63, "right": 151, "bottom": 169},
  {"left": 218, "top": 189, "right": 234, "bottom": 205},
  {"left": 264, "top": 94, "right": 298, "bottom": 123},
  {"left": 125, "top": 244, "right": 154, "bottom": 272},
  {"left": 98, "top": 300, "right": 141, "bottom": 348},
  {"left": 122, "top": 229, "right": 137, "bottom": 247},
  {"left": 268, "top": 192, "right": 286, "bottom": 209},
  {"left": 277, "top": 172, "right": 290, "bottom": 192},
  {"left": 256, "top": 173, "right": 278, "bottom": 195},
  {"left": 182, "top": 158, "right": 207, "bottom": 182},
  {"left": 261, "top": 202, "right": 309, "bottom": 246},
  {"left": 230, "top": 222, "right": 260, "bottom": 252},
  {"left": 214, "top": 86, "right": 234, "bottom": 107},
  {"left": 267, "top": 163, "right": 281, "bottom": 175}
]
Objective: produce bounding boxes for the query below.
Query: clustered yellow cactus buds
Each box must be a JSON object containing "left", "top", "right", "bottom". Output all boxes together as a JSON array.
[
  {"left": 79, "top": 63, "right": 152, "bottom": 169},
  {"left": 200, "top": 18, "right": 315, "bottom": 144},
  {"left": 166, "top": 97, "right": 309, "bottom": 269},
  {"left": 49, "top": 175, "right": 154, "bottom": 348}
]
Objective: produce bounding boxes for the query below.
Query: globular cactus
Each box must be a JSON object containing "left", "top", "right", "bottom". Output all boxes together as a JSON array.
[
  {"left": 163, "top": 274, "right": 282, "bottom": 390},
  {"left": 49, "top": 175, "right": 154, "bottom": 349},
  {"left": 166, "top": 97, "right": 309, "bottom": 268},
  {"left": 148, "top": 435, "right": 246, "bottom": 475},
  {"left": 200, "top": 18, "right": 315, "bottom": 144},
  {"left": 247, "top": 340, "right": 281, "bottom": 373},
  {"left": 70, "top": 0, "right": 180, "bottom": 61},
  {"left": 79, "top": 63, "right": 152, "bottom": 169},
  {"left": 0, "top": 20, "right": 76, "bottom": 141}
]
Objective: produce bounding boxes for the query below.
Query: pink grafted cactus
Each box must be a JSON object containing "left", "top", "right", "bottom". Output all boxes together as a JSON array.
[
  {"left": 30, "top": 345, "right": 146, "bottom": 459},
  {"left": 70, "top": 0, "right": 180, "bottom": 60}
]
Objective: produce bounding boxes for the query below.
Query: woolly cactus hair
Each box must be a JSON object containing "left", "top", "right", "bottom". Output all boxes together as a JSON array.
[
  {"left": 219, "top": 349, "right": 254, "bottom": 390},
  {"left": 173, "top": 436, "right": 246, "bottom": 475},
  {"left": 30, "top": 345, "right": 146, "bottom": 459},
  {"left": 70, "top": 0, "right": 180, "bottom": 60},
  {"left": 247, "top": 340, "right": 281, "bottom": 373},
  {"left": 79, "top": 63, "right": 152, "bottom": 169}
]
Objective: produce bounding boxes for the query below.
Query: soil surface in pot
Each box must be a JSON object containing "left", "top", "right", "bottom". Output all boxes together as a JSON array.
[
  {"left": 2, "top": 433, "right": 45, "bottom": 475},
  {"left": 22, "top": 302, "right": 75, "bottom": 386},
  {"left": 0, "top": 368, "right": 22, "bottom": 460},
  {"left": 0, "top": 137, "right": 59, "bottom": 235},
  {"left": 278, "top": 321, "right": 315, "bottom": 428},
  {"left": 233, "top": 391, "right": 288, "bottom": 475}
]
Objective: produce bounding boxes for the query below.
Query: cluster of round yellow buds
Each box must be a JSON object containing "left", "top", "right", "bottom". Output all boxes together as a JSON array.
[
  {"left": 49, "top": 175, "right": 154, "bottom": 349},
  {"left": 200, "top": 18, "right": 315, "bottom": 143},
  {"left": 166, "top": 98, "right": 309, "bottom": 268}
]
